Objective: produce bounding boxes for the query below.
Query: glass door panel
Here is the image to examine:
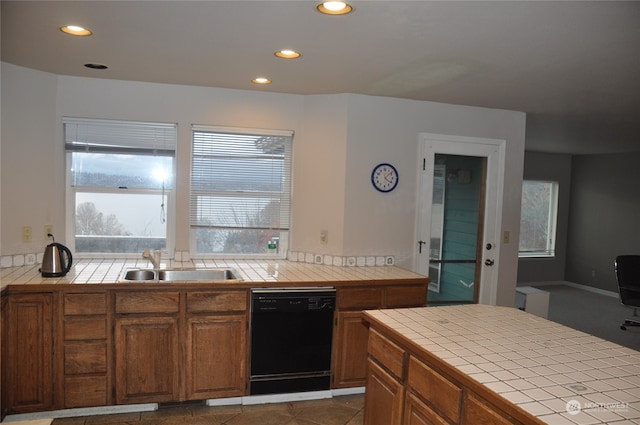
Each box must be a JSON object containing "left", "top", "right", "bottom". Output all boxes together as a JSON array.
[{"left": 428, "top": 154, "right": 485, "bottom": 305}]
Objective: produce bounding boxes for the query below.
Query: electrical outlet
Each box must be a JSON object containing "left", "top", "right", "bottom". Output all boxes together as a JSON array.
[
  {"left": 44, "top": 224, "right": 54, "bottom": 239},
  {"left": 320, "top": 229, "right": 328, "bottom": 244},
  {"left": 22, "top": 226, "right": 33, "bottom": 243}
]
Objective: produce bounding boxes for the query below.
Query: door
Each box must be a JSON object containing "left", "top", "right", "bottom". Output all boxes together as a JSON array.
[{"left": 416, "top": 133, "right": 504, "bottom": 305}]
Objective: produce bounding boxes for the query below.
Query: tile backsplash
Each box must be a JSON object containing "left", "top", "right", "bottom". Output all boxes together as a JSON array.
[
  {"left": 287, "top": 251, "right": 395, "bottom": 267},
  {"left": 1, "top": 250, "right": 395, "bottom": 269},
  {"left": 1, "top": 252, "right": 43, "bottom": 268}
]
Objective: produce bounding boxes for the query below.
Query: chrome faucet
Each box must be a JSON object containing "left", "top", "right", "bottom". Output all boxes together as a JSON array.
[{"left": 142, "top": 249, "right": 162, "bottom": 269}]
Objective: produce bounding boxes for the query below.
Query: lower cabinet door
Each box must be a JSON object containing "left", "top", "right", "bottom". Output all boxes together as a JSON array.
[
  {"left": 185, "top": 314, "right": 247, "bottom": 399},
  {"left": 114, "top": 316, "right": 180, "bottom": 404},
  {"left": 364, "top": 359, "right": 404, "bottom": 425},
  {"left": 2, "top": 293, "right": 54, "bottom": 414},
  {"left": 333, "top": 311, "right": 370, "bottom": 388}
]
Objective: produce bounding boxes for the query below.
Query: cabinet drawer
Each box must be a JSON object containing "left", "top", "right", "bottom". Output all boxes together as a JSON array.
[
  {"left": 115, "top": 292, "right": 180, "bottom": 314},
  {"left": 64, "top": 293, "right": 107, "bottom": 315},
  {"left": 368, "top": 329, "right": 405, "bottom": 380},
  {"left": 404, "top": 392, "right": 449, "bottom": 425},
  {"left": 64, "top": 376, "right": 107, "bottom": 408},
  {"left": 461, "top": 393, "right": 514, "bottom": 425},
  {"left": 385, "top": 285, "right": 427, "bottom": 308},
  {"left": 187, "top": 291, "right": 247, "bottom": 313},
  {"left": 64, "top": 317, "right": 107, "bottom": 340},
  {"left": 64, "top": 342, "right": 107, "bottom": 374},
  {"left": 338, "top": 287, "right": 382, "bottom": 309},
  {"left": 407, "top": 356, "right": 462, "bottom": 424}
]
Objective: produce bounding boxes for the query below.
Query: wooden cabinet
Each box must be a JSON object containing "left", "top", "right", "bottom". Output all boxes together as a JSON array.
[
  {"left": 333, "top": 311, "right": 370, "bottom": 387},
  {"left": 333, "top": 284, "right": 427, "bottom": 388},
  {"left": 114, "top": 291, "right": 180, "bottom": 404},
  {"left": 113, "top": 289, "right": 248, "bottom": 404},
  {"left": 404, "top": 392, "right": 449, "bottom": 425},
  {"left": 364, "top": 329, "right": 406, "bottom": 425},
  {"left": 1, "top": 293, "right": 54, "bottom": 414},
  {"left": 115, "top": 315, "right": 180, "bottom": 404},
  {"left": 461, "top": 393, "right": 514, "bottom": 425},
  {"left": 185, "top": 291, "right": 247, "bottom": 400},
  {"left": 365, "top": 359, "right": 405, "bottom": 425},
  {"left": 1, "top": 277, "right": 427, "bottom": 416},
  {"left": 61, "top": 291, "right": 109, "bottom": 408},
  {"left": 364, "top": 317, "right": 541, "bottom": 425},
  {"left": 407, "top": 356, "right": 462, "bottom": 423}
]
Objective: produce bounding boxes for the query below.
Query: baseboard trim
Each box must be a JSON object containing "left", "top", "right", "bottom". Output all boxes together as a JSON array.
[
  {"left": 206, "top": 387, "right": 366, "bottom": 407},
  {"left": 2, "top": 404, "right": 157, "bottom": 423},
  {"left": 3, "top": 387, "right": 368, "bottom": 422}
]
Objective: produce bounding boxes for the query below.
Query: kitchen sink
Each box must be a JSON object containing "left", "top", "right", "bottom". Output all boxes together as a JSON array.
[{"left": 119, "top": 268, "right": 241, "bottom": 282}]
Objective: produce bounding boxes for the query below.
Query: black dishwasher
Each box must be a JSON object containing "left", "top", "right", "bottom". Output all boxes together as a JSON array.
[{"left": 249, "top": 287, "right": 336, "bottom": 395}]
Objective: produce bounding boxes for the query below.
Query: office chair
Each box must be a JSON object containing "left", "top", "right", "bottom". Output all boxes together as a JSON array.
[{"left": 615, "top": 255, "right": 640, "bottom": 330}]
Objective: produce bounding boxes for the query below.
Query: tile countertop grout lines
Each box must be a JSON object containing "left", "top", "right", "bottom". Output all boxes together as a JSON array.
[
  {"left": 365, "top": 305, "right": 640, "bottom": 424},
  {"left": 0, "top": 258, "right": 428, "bottom": 290}
]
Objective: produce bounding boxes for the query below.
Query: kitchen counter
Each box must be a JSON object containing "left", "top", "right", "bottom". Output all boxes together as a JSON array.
[
  {"left": 1, "top": 259, "right": 429, "bottom": 417},
  {"left": 0, "top": 258, "right": 428, "bottom": 291},
  {"left": 363, "top": 304, "right": 640, "bottom": 424}
]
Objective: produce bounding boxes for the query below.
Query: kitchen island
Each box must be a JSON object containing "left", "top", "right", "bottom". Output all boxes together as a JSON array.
[
  {"left": 1, "top": 259, "right": 429, "bottom": 419},
  {"left": 363, "top": 304, "right": 640, "bottom": 425}
]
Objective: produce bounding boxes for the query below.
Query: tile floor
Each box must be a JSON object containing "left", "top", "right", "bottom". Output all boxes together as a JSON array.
[{"left": 51, "top": 395, "right": 364, "bottom": 425}]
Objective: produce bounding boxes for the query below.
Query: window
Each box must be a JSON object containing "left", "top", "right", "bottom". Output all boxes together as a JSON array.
[
  {"left": 65, "top": 118, "right": 176, "bottom": 255},
  {"left": 519, "top": 180, "right": 558, "bottom": 257},
  {"left": 190, "top": 126, "right": 293, "bottom": 257}
]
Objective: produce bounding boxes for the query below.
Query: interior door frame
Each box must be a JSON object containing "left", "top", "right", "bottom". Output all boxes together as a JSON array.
[{"left": 415, "top": 133, "right": 506, "bottom": 305}]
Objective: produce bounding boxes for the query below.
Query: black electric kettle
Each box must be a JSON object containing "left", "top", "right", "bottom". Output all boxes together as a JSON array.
[{"left": 40, "top": 234, "right": 73, "bottom": 277}]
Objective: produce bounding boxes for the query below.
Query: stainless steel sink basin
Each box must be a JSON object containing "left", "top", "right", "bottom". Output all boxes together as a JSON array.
[
  {"left": 119, "top": 268, "right": 241, "bottom": 282},
  {"left": 157, "top": 269, "right": 238, "bottom": 281},
  {"left": 123, "top": 269, "right": 156, "bottom": 281}
]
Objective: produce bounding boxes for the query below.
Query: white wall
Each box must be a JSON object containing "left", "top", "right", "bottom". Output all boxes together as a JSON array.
[
  {"left": 292, "top": 95, "right": 349, "bottom": 254},
  {"left": 1, "top": 63, "right": 58, "bottom": 254},
  {"left": 1, "top": 62, "right": 526, "bottom": 305},
  {"left": 566, "top": 152, "right": 640, "bottom": 292},
  {"left": 342, "top": 95, "right": 526, "bottom": 306}
]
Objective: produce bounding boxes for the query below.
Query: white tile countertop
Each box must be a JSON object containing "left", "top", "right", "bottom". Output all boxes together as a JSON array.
[
  {"left": 364, "top": 304, "right": 640, "bottom": 424},
  {"left": 0, "top": 258, "right": 428, "bottom": 291}
]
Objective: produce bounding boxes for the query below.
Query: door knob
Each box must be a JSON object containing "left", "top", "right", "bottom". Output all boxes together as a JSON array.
[
  {"left": 484, "top": 259, "right": 495, "bottom": 266},
  {"left": 486, "top": 243, "right": 493, "bottom": 250}
]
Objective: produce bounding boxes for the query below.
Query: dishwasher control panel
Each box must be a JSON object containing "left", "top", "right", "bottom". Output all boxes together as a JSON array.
[{"left": 251, "top": 288, "right": 336, "bottom": 312}]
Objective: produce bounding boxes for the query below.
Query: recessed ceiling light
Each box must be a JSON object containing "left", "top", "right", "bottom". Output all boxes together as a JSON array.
[
  {"left": 316, "top": 1, "right": 353, "bottom": 15},
  {"left": 84, "top": 63, "right": 108, "bottom": 70},
  {"left": 60, "top": 25, "right": 93, "bottom": 36},
  {"left": 252, "top": 77, "right": 272, "bottom": 85},
  {"left": 274, "top": 49, "right": 302, "bottom": 59}
]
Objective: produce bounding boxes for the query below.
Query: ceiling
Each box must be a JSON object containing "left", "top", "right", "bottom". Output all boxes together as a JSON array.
[{"left": 2, "top": 1, "right": 639, "bottom": 155}]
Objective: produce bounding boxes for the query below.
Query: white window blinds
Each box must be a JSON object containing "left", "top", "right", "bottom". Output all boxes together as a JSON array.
[
  {"left": 64, "top": 117, "right": 177, "bottom": 155},
  {"left": 190, "top": 126, "right": 293, "bottom": 233}
]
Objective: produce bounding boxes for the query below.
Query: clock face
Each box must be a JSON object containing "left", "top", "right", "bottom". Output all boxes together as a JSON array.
[{"left": 371, "top": 163, "right": 399, "bottom": 192}]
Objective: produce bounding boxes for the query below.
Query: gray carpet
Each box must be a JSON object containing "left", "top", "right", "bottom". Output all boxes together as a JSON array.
[{"left": 532, "top": 284, "right": 640, "bottom": 352}]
